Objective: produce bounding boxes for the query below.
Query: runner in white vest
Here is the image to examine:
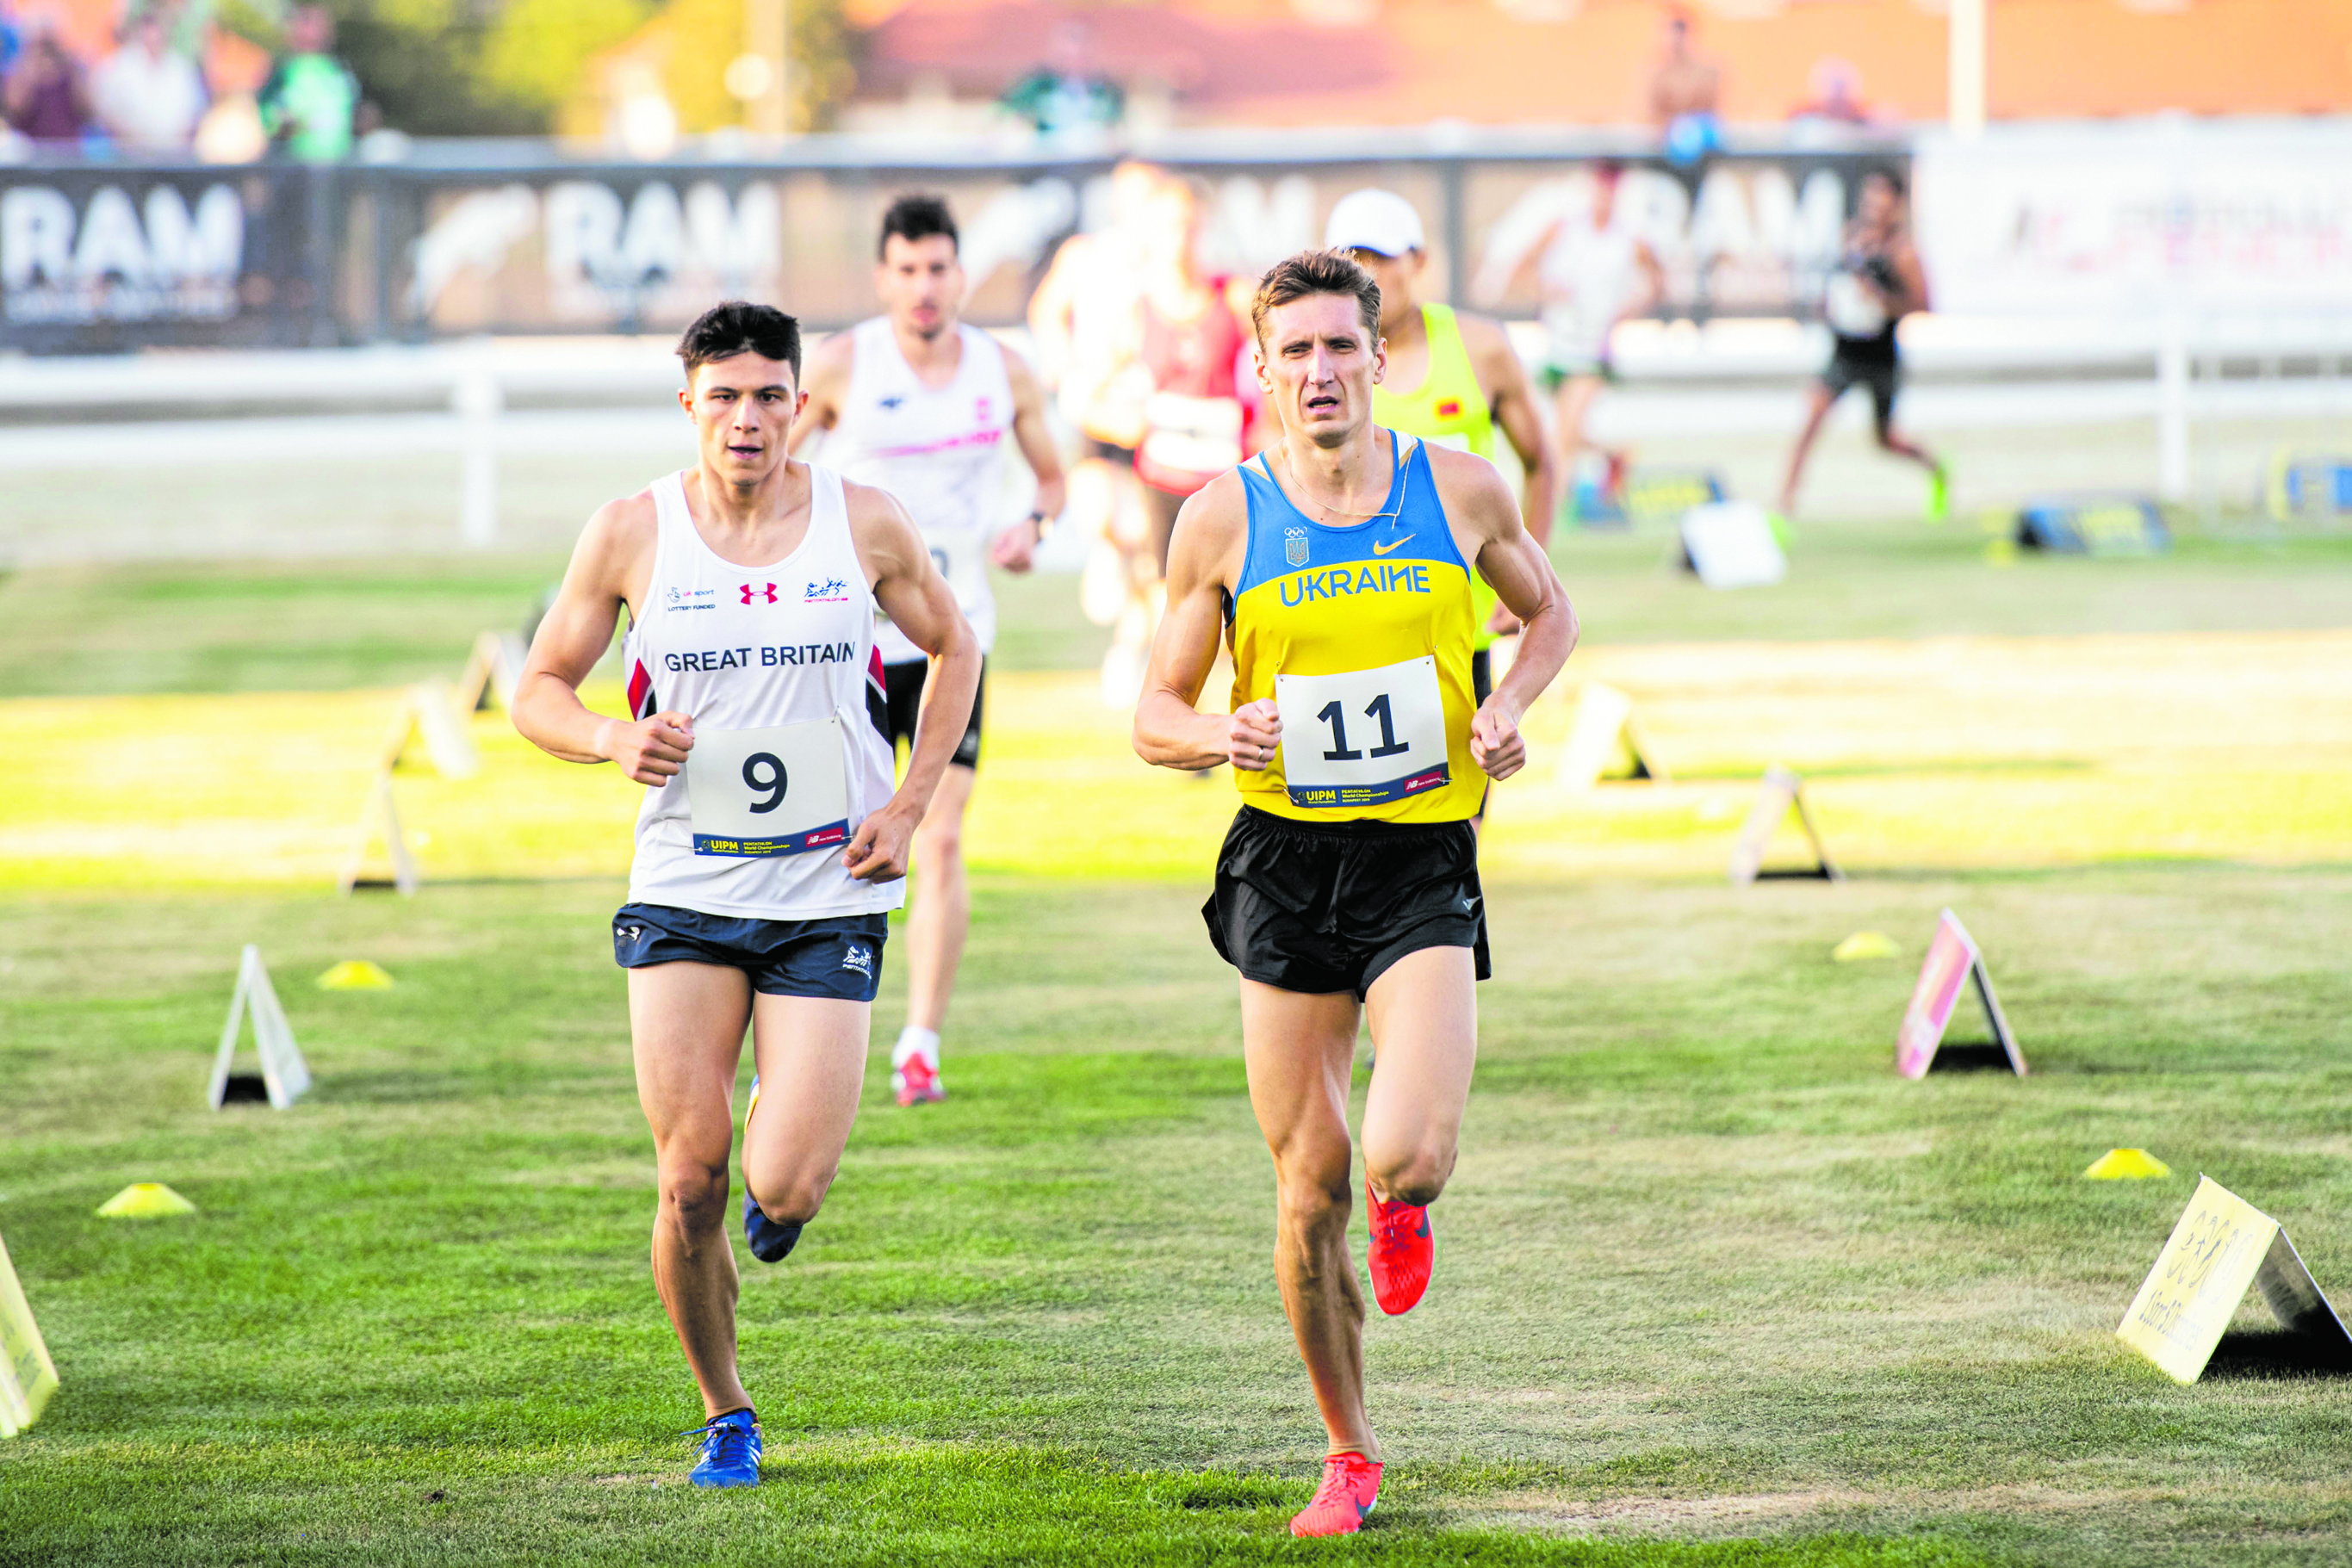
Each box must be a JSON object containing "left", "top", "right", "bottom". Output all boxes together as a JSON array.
[
  {"left": 514, "top": 301, "right": 980, "bottom": 1491},
  {"left": 793, "top": 193, "right": 1066, "bottom": 1107}
]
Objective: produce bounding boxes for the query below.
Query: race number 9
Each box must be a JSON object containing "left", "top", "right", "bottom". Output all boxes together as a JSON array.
[
  {"left": 742, "top": 752, "right": 787, "bottom": 814},
  {"left": 687, "top": 717, "right": 852, "bottom": 857}
]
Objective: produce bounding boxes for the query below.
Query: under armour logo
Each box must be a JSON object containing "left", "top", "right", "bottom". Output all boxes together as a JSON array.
[{"left": 740, "top": 583, "right": 779, "bottom": 604}]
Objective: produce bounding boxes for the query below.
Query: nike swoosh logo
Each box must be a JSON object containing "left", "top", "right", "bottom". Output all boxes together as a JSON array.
[{"left": 1372, "top": 535, "right": 1412, "bottom": 555}]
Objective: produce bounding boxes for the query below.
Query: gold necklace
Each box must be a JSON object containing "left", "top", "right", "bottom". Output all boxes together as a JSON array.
[{"left": 1275, "top": 443, "right": 1405, "bottom": 526}]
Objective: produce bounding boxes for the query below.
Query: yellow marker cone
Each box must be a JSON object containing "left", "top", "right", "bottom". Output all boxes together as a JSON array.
[
  {"left": 2084, "top": 1148, "right": 2171, "bottom": 1181},
  {"left": 96, "top": 1183, "right": 196, "bottom": 1219},
  {"left": 316, "top": 960, "right": 394, "bottom": 990},
  {"left": 1832, "top": 931, "right": 1900, "bottom": 962}
]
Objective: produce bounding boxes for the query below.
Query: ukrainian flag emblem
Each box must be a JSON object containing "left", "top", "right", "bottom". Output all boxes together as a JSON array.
[{"left": 1285, "top": 527, "right": 1308, "bottom": 567}]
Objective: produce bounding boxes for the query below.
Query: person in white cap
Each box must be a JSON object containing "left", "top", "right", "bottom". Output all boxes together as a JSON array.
[{"left": 1322, "top": 189, "right": 1555, "bottom": 827}]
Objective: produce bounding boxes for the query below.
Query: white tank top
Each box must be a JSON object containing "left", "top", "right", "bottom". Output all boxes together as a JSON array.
[
  {"left": 620, "top": 466, "right": 902, "bottom": 920},
  {"left": 1539, "top": 218, "right": 1641, "bottom": 363},
  {"left": 822, "top": 318, "right": 1014, "bottom": 666}
]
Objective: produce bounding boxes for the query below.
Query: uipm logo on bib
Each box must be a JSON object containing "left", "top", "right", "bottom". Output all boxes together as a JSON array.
[{"left": 1285, "top": 528, "right": 1308, "bottom": 567}]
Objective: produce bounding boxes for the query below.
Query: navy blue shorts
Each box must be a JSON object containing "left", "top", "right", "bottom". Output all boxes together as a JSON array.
[{"left": 612, "top": 902, "right": 887, "bottom": 1002}]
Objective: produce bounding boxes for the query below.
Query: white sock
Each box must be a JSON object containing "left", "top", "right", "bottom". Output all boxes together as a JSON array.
[{"left": 892, "top": 1026, "right": 940, "bottom": 1070}]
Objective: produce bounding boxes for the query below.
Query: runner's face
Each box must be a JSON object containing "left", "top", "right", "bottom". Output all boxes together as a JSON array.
[
  {"left": 1256, "top": 293, "right": 1382, "bottom": 448},
  {"left": 1346, "top": 248, "right": 1421, "bottom": 329},
  {"left": 877, "top": 233, "right": 963, "bottom": 340},
  {"left": 1858, "top": 177, "right": 1898, "bottom": 227},
  {"left": 683, "top": 353, "right": 801, "bottom": 484}
]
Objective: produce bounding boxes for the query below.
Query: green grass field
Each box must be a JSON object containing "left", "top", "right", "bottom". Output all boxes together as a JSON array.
[{"left": 2, "top": 520, "right": 2350, "bottom": 1565}]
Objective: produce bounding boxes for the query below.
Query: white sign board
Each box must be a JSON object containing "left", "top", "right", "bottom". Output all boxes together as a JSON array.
[
  {"left": 1679, "top": 502, "right": 1785, "bottom": 591},
  {"left": 209, "top": 945, "right": 313, "bottom": 1111},
  {"left": 1915, "top": 120, "right": 2352, "bottom": 317}
]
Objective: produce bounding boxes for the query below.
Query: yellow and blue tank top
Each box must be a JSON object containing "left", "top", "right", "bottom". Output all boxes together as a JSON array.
[
  {"left": 1370, "top": 303, "right": 1506, "bottom": 651},
  {"left": 1226, "top": 431, "right": 1483, "bottom": 824}
]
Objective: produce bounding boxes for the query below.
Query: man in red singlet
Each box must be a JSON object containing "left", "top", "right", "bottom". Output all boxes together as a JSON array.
[{"left": 1133, "top": 177, "right": 1260, "bottom": 579}]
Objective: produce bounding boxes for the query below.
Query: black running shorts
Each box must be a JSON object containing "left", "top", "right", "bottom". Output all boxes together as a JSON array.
[
  {"left": 1822, "top": 336, "right": 1900, "bottom": 429},
  {"left": 1203, "top": 806, "right": 1490, "bottom": 1000},
  {"left": 884, "top": 656, "right": 985, "bottom": 771}
]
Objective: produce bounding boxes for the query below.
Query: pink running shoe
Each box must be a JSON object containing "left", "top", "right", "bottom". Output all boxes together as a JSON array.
[
  {"left": 893, "top": 1053, "right": 945, "bottom": 1107},
  {"left": 1365, "top": 1180, "right": 1433, "bottom": 1316},
  {"left": 1289, "top": 1451, "right": 1382, "bottom": 1538}
]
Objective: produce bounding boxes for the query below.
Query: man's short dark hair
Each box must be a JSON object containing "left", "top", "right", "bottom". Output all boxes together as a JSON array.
[
  {"left": 878, "top": 193, "right": 958, "bottom": 258},
  {"left": 676, "top": 300, "right": 802, "bottom": 383},
  {"left": 1250, "top": 249, "right": 1381, "bottom": 346}
]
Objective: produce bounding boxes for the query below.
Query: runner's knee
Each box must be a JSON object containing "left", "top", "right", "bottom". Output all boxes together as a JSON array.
[
  {"left": 1364, "top": 1143, "right": 1454, "bottom": 1208},
  {"left": 914, "top": 815, "right": 964, "bottom": 866},
  {"left": 1273, "top": 1156, "right": 1353, "bottom": 1230},
  {"left": 657, "top": 1158, "right": 732, "bottom": 1230},
  {"left": 749, "top": 1169, "right": 832, "bottom": 1226}
]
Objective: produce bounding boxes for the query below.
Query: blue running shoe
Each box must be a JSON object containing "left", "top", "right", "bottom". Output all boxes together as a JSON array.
[
  {"left": 685, "top": 1408, "right": 761, "bottom": 1488},
  {"left": 742, "top": 1189, "right": 803, "bottom": 1262}
]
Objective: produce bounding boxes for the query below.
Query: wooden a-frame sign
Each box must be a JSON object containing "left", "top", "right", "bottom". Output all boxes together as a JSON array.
[
  {"left": 1896, "top": 908, "right": 2025, "bottom": 1078},
  {"left": 338, "top": 771, "right": 420, "bottom": 896},
  {"left": 208, "top": 945, "right": 313, "bottom": 1110},
  {"left": 0, "top": 1228, "right": 59, "bottom": 1437},
  {"left": 1727, "top": 765, "right": 1841, "bottom": 884},
  {"left": 455, "top": 630, "right": 527, "bottom": 713},
  {"left": 2119, "top": 1175, "right": 2352, "bottom": 1383},
  {"left": 1556, "top": 681, "right": 1670, "bottom": 790},
  {"left": 379, "top": 678, "right": 480, "bottom": 780}
]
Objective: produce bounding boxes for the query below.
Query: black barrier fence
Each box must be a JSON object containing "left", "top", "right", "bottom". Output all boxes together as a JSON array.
[{"left": 1, "top": 133, "right": 1909, "bottom": 355}]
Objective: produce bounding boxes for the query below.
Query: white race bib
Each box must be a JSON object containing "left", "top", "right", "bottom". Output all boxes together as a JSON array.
[
  {"left": 1274, "top": 655, "right": 1451, "bottom": 810},
  {"left": 922, "top": 527, "right": 986, "bottom": 604},
  {"left": 686, "top": 718, "right": 852, "bottom": 858},
  {"left": 1824, "top": 270, "right": 1889, "bottom": 338}
]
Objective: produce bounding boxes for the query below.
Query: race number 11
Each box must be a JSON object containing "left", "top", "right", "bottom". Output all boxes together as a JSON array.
[{"left": 1275, "top": 655, "right": 1450, "bottom": 809}]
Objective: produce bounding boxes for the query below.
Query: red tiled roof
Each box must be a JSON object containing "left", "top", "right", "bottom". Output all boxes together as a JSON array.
[{"left": 853, "top": 0, "right": 2352, "bottom": 125}]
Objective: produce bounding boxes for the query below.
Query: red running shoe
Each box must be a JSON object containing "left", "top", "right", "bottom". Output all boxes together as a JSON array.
[
  {"left": 1365, "top": 1180, "right": 1433, "bottom": 1316},
  {"left": 1290, "top": 1451, "right": 1382, "bottom": 1538},
  {"left": 893, "top": 1052, "right": 945, "bottom": 1107}
]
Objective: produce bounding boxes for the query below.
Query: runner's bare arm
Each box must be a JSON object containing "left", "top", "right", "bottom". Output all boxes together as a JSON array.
[
  {"left": 1430, "top": 447, "right": 1579, "bottom": 780},
  {"left": 992, "top": 344, "right": 1070, "bottom": 573},
  {"left": 1134, "top": 474, "right": 1277, "bottom": 772},
  {"left": 1633, "top": 239, "right": 1666, "bottom": 313},
  {"left": 512, "top": 496, "right": 698, "bottom": 783},
  {"left": 1462, "top": 312, "right": 1559, "bottom": 549},
  {"left": 1024, "top": 239, "right": 1083, "bottom": 384},
  {"left": 786, "top": 332, "right": 856, "bottom": 453},
  {"left": 1891, "top": 239, "right": 1931, "bottom": 316},
  {"left": 849, "top": 482, "right": 981, "bottom": 882}
]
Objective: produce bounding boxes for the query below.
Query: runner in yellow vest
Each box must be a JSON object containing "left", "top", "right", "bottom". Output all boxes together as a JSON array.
[{"left": 1325, "top": 189, "right": 1557, "bottom": 823}]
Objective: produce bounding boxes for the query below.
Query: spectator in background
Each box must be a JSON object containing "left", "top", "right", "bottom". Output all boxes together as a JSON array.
[
  {"left": 1648, "top": 8, "right": 1721, "bottom": 168},
  {"left": 258, "top": 4, "right": 356, "bottom": 161},
  {"left": 999, "top": 22, "right": 1122, "bottom": 144},
  {"left": 1790, "top": 58, "right": 1872, "bottom": 128},
  {"left": 3, "top": 17, "right": 92, "bottom": 147},
  {"left": 92, "top": 9, "right": 207, "bottom": 152}
]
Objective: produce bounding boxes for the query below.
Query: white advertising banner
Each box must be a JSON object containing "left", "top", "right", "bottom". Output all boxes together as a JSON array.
[{"left": 1914, "top": 119, "right": 2352, "bottom": 317}]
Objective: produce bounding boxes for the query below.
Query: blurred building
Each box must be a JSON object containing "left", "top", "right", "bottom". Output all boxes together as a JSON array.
[{"left": 843, "top": 0, "right": 2352, "bottom": 132}]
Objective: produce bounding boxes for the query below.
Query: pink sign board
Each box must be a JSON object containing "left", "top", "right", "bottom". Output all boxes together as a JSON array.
[{"left": 1896, "top": 909, "right": 2023, "bottom": 1079}]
